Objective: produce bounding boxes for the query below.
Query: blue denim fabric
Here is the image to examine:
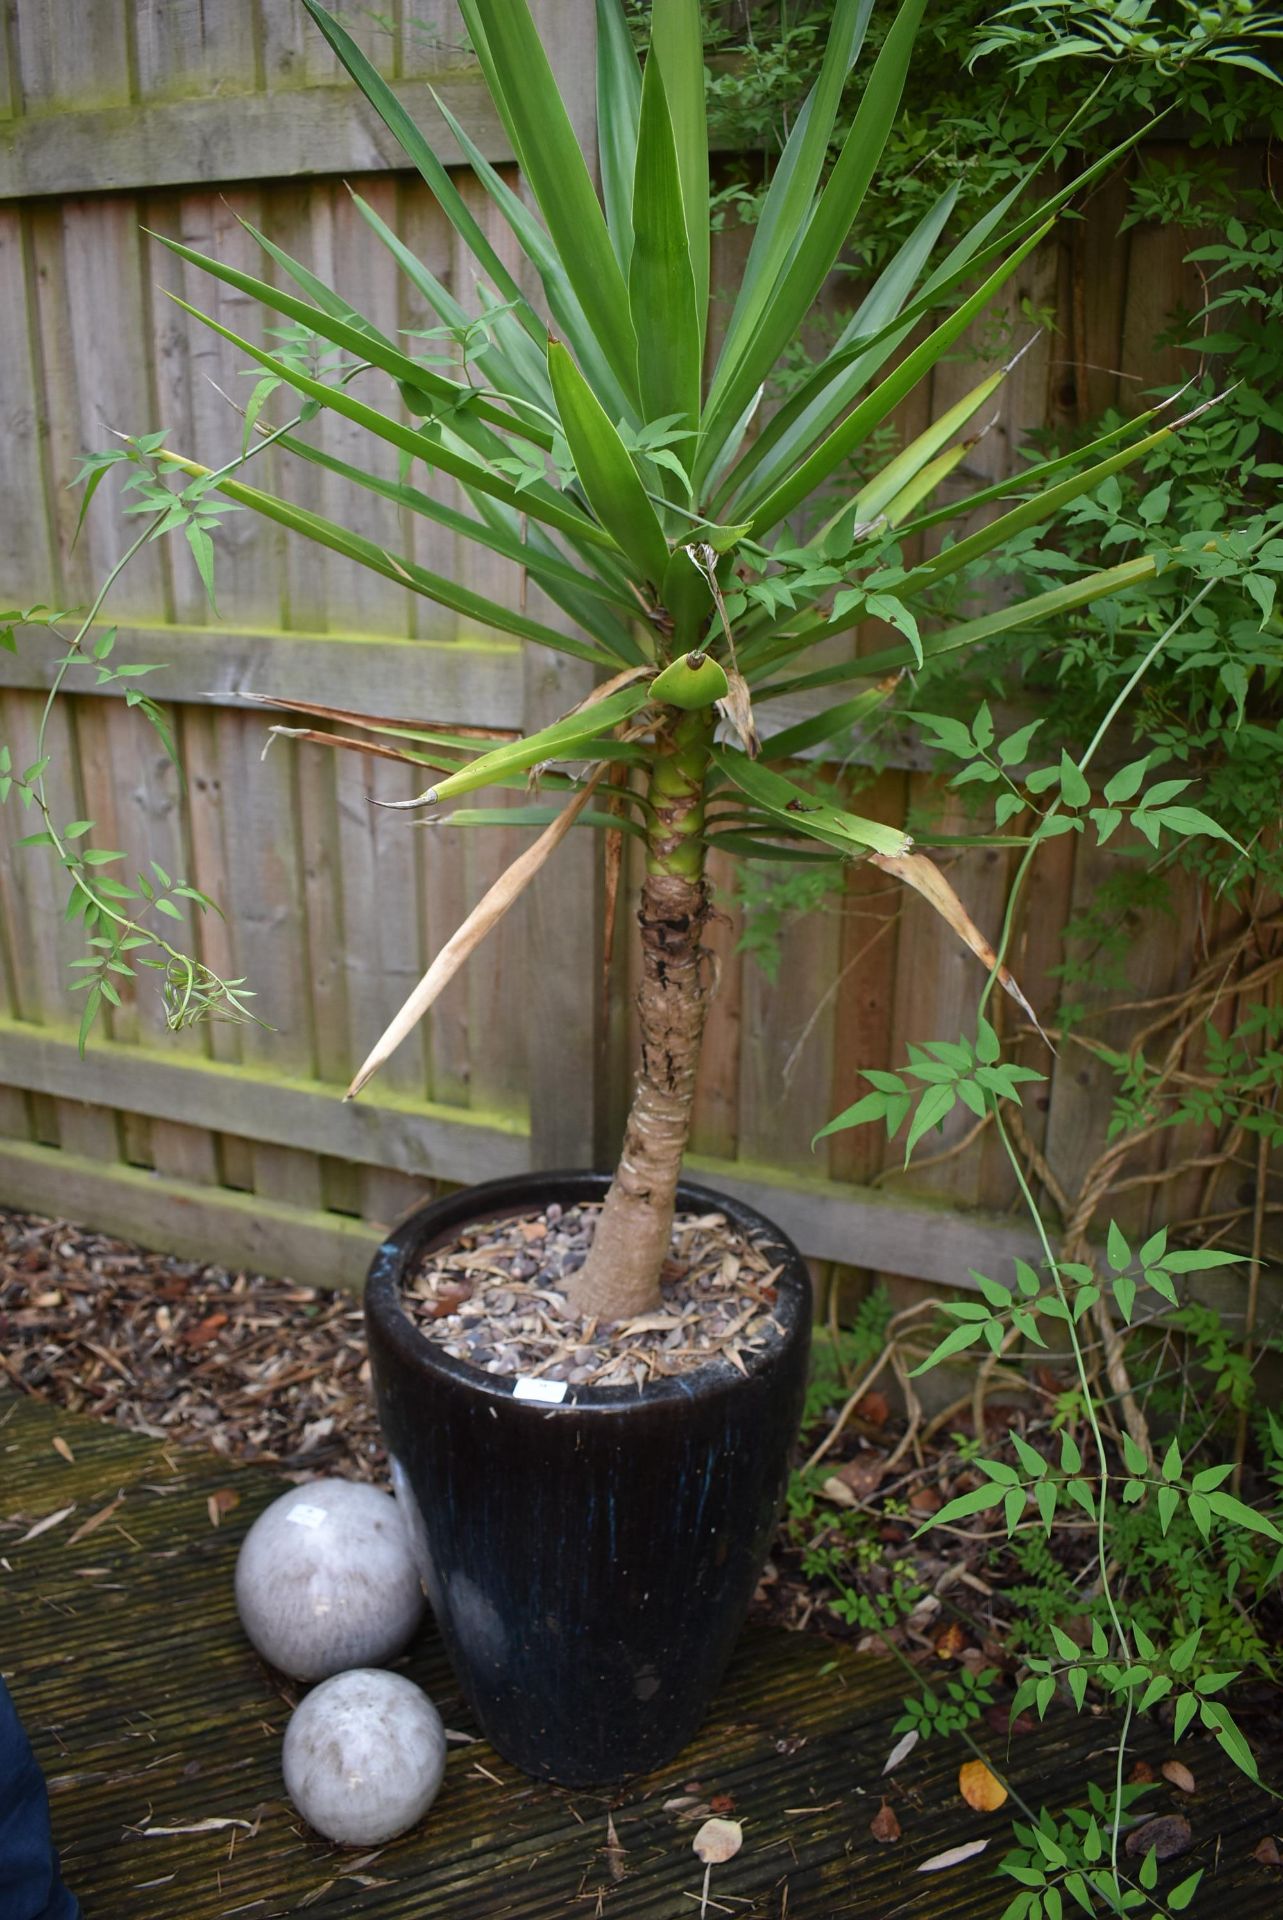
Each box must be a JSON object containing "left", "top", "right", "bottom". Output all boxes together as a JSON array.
[{"left": 0, "top": 1678, "right": 81, "bottom": 1920}]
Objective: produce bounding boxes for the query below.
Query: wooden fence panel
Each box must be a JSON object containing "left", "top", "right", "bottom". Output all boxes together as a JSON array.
[{"left": 0, "top": 0, "right": 1274, "bottom": 1310}]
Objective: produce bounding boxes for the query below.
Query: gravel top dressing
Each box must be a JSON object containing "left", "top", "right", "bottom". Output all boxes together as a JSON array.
[{"left": 402, "top": 1201, "right": 790, "bottom": 1388}]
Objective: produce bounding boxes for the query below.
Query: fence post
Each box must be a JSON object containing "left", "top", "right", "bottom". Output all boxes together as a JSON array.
[{"left": 520, "top": 0, "right": 611, "bottom": 1174}]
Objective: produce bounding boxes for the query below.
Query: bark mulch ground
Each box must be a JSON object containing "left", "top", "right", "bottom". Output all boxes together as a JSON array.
[{"left": 1, "top": 1205, "right": 385, "bottom": 1480}]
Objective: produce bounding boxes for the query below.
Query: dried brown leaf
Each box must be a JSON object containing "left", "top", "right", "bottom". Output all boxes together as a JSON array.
[
  {"left": 207, "top": 1488, "right": 240, "bottom": 1528},
  {"left": 1161, "top": 1760, "right": 1196, "bottom": 1795},
  {"left": 347, "top": 769, "right": 607, "bottom": 1098},
  {"left": 238, "top": 690, "right": 518, "bottom": 741},
  {"left": 618, "top": 1314, "right": 687, "bottom": 1337},
  {"left": 51, "top": 1435, "right": 74, "bottom": 1464},
  {"left": 958, "top": 1760, "right": 1008, "bottom": 1812},
  {"left": 67, "top": 1499, "right": 124, "bottom": 1545},
  {"left": 717, "top": 670, "right": 760, "bottom": 759},
  {"left": 604, "top": 1812, "right": 627, "bottom": 1882},
  {"left": 183, "top": 1313, "right": 229, "bottom": 1348},
  {"left": 869, "top": 849, "right": 1047, "bottom": 1043},
  {"left": 143, "top": 1819, "right": 254, "bottom": 1836},
  {"left": 1125, "top": 1815, "right": 1192, "bottom": 1863},
  {"left": 870, "top": 1801, "right": 901, "bottom": 1843},
  {"left": 266, "top": 726, "right": 435, "bottom": 769},
  {"left": 856, "top": 1389, "right": 891, "bottom": 1429},
  {"left": 834, "top": 1453, "right": 888, "bottom": 1500},
  {"left": 1251, "top": 1836, "right": 1281, "bottom": 1867},
  {"left": 985, "top": 1705, "right": 1034, "bottom": 1737}
]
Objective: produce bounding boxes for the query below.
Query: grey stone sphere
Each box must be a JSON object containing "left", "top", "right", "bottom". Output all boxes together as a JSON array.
[
  {"left": 234, "top": 1478, "right": 425, "bottom": 1681},
  {"left": 282, "top": 1668, "right": 447, "bottom": 1846}
]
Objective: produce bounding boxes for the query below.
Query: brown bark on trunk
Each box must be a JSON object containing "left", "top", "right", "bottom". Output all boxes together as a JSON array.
[{"left": 562, "top": 871, "right": 711, "bottom": 1322}]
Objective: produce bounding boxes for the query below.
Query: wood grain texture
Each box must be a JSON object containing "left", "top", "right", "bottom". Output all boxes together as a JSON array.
[
  {"left": 214, "top": 704, "right": 325, "bottom": 1212},
  {"left": 0, "top": 81, "right": 513, "bottom": 201},
  {"left": 11, "top": 1397, "right": 1275, "bottom": 1919},
  {"left": 826, "top": 770, "right": 907, "bottom": 1187},
  {"left": 0, "top": 623, "right": 525, "bottom": 721},
  {"left": 886, "top": 786, "right": 1012, "bottom": 1209},
  {"left": 13, "top": 0, "right": 131, "bottom": 113},
  {"left": 737, "top": 885, "right": 841, "bottom": 1180},
  {"left": 0, "top": 1016, "right": 529, "bottom": 1182},
  {"left": 0, "top": 1135, "right": 381, "bottom": 1285},
  {"left": 520, "top": 647, "right": 602, "bottom": 1168},
  {"left": 133, "top": 0, "right": 257, "bottom": 102}
]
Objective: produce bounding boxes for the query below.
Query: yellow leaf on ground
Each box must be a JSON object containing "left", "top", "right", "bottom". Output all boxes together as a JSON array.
[{"left": 959, "top": 1759, "right": 1008, "bottom": 1812}]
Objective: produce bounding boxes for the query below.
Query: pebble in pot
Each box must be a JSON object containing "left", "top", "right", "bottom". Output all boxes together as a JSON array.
[
  {"left": 282, "top": 1669, "right": 447, "bottom": 1846},
  {"left": 235, "top": 1479, "right": 424, "bottom": 1680}
]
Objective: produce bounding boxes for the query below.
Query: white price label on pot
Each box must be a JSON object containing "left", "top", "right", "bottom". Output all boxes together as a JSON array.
[
  {"left": 512, "top": 1377, "right": 568, "bottom": 1405},
  {"left": 286, "top": 1503, "right": 329, "bottom": 1530}
]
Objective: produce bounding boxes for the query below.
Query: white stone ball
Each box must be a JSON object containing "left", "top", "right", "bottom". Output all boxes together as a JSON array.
[
  {"left": 283, "top": 1669, "right": 447, "bottom": 1846},
  {"left": 234, "top": 1479, "right": 424, "bottom": 1681}
]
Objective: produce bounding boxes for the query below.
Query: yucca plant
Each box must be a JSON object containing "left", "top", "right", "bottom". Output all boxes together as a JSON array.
[{"left": 119, "top": 0, "right": 1210, "bottom": 1323}]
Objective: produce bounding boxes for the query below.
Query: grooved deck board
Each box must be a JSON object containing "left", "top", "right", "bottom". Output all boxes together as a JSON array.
[{"left": 1, "top": 1396, "right": 1280, "bottom": 1916}]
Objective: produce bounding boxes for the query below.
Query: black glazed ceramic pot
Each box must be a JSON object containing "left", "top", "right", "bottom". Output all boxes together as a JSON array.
[{"left": 364, "top": 1170, "right": 811, "bottom": 1786}]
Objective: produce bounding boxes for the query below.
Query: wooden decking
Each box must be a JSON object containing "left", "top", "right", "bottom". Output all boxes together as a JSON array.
[{"left": 2, "top": 1394, "right": 1279, "bottom": 1918}]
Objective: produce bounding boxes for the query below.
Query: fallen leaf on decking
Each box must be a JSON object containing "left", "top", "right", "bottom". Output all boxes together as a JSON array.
[
  {"left": 604, "top": 1812, "right": 627, "bottom": 1882},
  {"left": 693, "top": 1816, "right": 743, "bottom": 1920},
  {"left": 67, "top": 1499, "right": 124, "bottom": 1545},
  {"left": 143, "top": 1819, "right": 255, "bottom": 1836},
  {"left": 1162, "top": 1760, "right": 1196, "bottom": 1795},
  {"left": 693, "top": 1818, "right": 743, "bottom": 1865},
  {"left": 918, "top": 1838, "right": 990, "bottom": 1873},
  {"left": 1125, "top": 1815, "right": 1192, "bottom": 1862},
  {"left": 1252, "top": 1836, "right": 1281, "bottom": 1866},
  {"left": 52, "top": 1436, "right": 74, "bottom": 1464},
  {"left": 882, "top": 1729, "right": 919, "bottom": 1774},
  {"left": 207, "top": 1489, "right": 240, "bottom": 1528},
  {"left": 17, "top": 1506, "right": 75, "bottom": 1544},
  {"left": 959, "top": 1759, "right": 1008, "bottom": 1812},
  {"left": 985, "top": 1703, "right": 1035, "bottom": 1736},
  {"left": 870, "top": 1802, "right": 901, "bottom": 1843}
]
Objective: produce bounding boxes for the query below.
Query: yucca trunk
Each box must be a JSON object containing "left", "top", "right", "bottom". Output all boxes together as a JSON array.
[{"left": 563, "top": 710, "right": 714, "bottom": 1322}]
